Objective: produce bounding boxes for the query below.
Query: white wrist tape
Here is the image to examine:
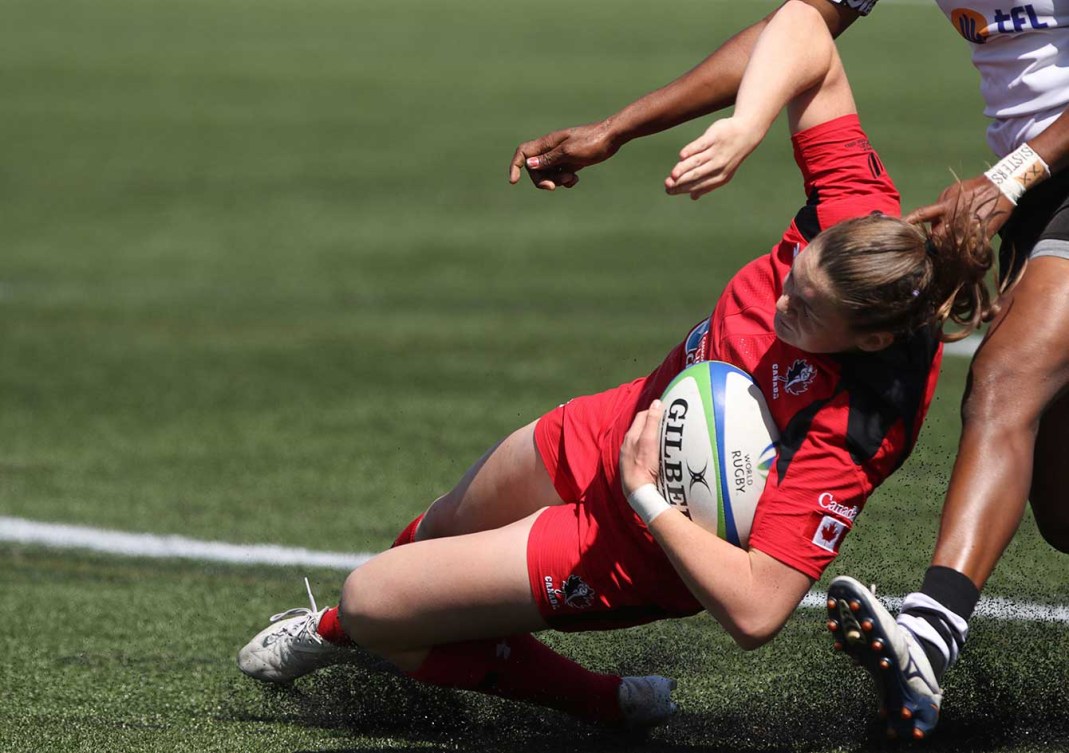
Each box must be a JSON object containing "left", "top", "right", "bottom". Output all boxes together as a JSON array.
[
  {"left": 627, "top": 483, "right": 672, "bottom": 526},
  {"left": 984, "top": 142, "right": 1050, "bottom": 205}
]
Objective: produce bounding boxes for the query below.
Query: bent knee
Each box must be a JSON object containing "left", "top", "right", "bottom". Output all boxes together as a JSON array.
[
  {"left": 963, "top": 353, "right": 1055, "bottom": 429},
  {"left": 337, "top": 570, "right": 371, "bottom": 642},
  {"left": 415, "top": 490, "right": 461, "bottom": 541},
  {"left": 338, "top": 568, "right": 403, "bottom": 652}
]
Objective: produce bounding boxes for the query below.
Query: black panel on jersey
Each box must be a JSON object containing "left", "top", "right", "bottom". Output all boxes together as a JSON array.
[
  {"left": 775, "top": 328, "right": 939, "bottom": 481},
  {"left": 776, "top": 393, "right": 837, "bottom": 482},
  {"left": 793, "top": 188, "right": 823, "bottom": 242},
  {"left": 836, "top": 327, "right": 940, "bottom": 468}
]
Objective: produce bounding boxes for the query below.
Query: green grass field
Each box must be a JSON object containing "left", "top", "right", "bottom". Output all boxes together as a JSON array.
[{"left": 3, "top": 0, "right": 1068, "bottom": 750}]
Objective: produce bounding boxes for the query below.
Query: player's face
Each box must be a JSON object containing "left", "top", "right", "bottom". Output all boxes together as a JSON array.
[{"left": 774, "top": 246, "right": 891, "bottom": 354}]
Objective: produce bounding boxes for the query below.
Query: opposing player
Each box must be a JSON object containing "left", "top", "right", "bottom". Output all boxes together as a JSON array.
[
  {"left": 238, "top": 2, "right": 996, "bottom": 728},
  {"left": 822, "top": 0, "right": 1069, "bottom": 741},
  {"left": 509, "top": 0, "right": 1069, "bottom": 738}
]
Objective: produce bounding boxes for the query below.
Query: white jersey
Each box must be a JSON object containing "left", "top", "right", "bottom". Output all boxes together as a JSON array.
[{"left": 830, "top": 0, "right": 1069, "bottom": 156}]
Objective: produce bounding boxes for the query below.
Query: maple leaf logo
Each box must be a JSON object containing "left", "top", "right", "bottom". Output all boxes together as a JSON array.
[
  {"left": 774, "top": 359, "right": 816, "bottom": 397},
  {"left": 561, "top": 575, "right": 595, "bottom": 609},
  {"left": 782, "top": 360, "right": 816, "bottom": 396},
  {"left": 821, "top": 521, "right": 840, "bottom": 542},
  {"left": 812, "top": 515, "right": 847, "bottom": 552}
]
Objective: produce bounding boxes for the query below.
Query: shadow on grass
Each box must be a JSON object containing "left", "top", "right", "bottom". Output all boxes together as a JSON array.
[{"left": 223, "top": 620, "right": 1069, "bottom": 752}]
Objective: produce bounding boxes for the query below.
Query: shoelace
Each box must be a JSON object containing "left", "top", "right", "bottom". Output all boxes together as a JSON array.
[{"left": 267, "top": 577, "right": 322, "bottom": 641}]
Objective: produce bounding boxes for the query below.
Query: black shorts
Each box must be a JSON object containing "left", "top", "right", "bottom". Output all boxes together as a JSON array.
[{"left": 999, "top": 169, "right": 1069, "bottom": 284}]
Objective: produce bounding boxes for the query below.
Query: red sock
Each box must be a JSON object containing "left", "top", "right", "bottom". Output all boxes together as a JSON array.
[
  {"left": 407, "top": 634, "right": 623, "bottom": 724},
  {"left": 316, "top": 606, "right": 354, "bottom": 647},
  {"left": 392, "top": 513, "right": 424, "bottom": 548}
]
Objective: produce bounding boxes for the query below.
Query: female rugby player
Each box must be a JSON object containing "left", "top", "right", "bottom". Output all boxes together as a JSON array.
[
  {"left": 509, "top": 0, "right": 1069, "bottom": 737},
  {"left": 237, "top": 2, "right": 996, "bottom": 728}
]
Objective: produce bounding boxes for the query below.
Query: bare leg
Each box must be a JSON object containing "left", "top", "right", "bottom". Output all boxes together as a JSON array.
[
  {"left": 239, "top": 508, "right": 661, "bottom": 725},
  {"left": 340, "top": 510, "right": 548, "bottom": 668},
  {"left": 416, "top": 420, "right": 564, "bottom": 541},
  {"left": 320, "top": 422, "right": 563, "bottom": 664},
  {"left": 930, "top": 257, "right": 1069, "bottom": 583},
  {"left": 887, "top": 257, "right": 1069, "bottom": 686},
  {"left": 338, "top": 511, "right": 665, "bottom": 725},
  {"left": 830, "top": 259, "right": 1069, "bottom": 741}
]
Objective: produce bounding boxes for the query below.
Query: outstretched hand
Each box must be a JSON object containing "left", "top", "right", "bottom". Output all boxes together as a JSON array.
[
  {"left": 904, "top": 174, "right": 1014, "bottom": 241},
  {"left": 665, "top": 117, "right": 762, "bottom": 200},
  {"left": 619, "top": 399, "right": 665, "bottom": 498},
  {"left": 508, "top": 122, "right": 620, "bottom": 191}
]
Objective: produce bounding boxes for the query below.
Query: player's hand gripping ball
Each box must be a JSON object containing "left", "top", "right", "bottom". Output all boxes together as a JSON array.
[{"left": 657, "top": 361, "right": 778, "bottom": 547}]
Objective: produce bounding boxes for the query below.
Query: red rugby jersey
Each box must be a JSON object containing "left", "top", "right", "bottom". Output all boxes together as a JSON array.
[{"left": 603, "top": 114, "right": 941, "bottom": 580}]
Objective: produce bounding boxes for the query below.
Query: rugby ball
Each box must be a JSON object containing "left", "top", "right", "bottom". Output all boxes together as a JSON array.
[{"left": 657, "top": 361, "right": 778, "bottom": 548}]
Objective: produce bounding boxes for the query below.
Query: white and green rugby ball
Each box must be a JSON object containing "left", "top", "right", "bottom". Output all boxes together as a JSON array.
[{"left": 657, "top": 361, "right": 779, "bottom": 548}]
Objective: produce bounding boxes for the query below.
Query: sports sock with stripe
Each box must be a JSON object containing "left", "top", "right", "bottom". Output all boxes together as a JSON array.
[
  {"left": 896, "top": 565, "right": 980, "bottom": 681},
  {"left": 407, "top": 634, "right": 624, "bottom": 723}
]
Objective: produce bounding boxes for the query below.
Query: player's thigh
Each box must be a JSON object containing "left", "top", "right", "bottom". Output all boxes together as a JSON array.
[
  {"left": 417, "top": 420, "right": 563, "bottom": 540},
  {"left": 1030, "top": 390, "right": 1069, "bottom": 553},
  {"left": 340, "top": 509, "right": 549, "bottom": 652},
  {"left": 964, "top": 257, "right": 1069, "bottom": 426}
]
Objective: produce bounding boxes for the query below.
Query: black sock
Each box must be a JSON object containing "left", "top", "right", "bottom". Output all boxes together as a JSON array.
[{"left": 898, "top": 566, "right": 980, "bottom": 680}]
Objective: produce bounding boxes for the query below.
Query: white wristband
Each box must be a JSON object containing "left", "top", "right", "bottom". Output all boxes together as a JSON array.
[
  {"left": 627, "top": 483, "right": 672, "bottom": 526},
  {"left": 984, "top": 142, "right": 1050, "bottom": 205}
]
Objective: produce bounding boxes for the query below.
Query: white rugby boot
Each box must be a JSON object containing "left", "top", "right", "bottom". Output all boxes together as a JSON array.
[
  {"left": 617, "top": 675, "right": 679, "bottom": 727},
  {"left": 826, "top": 576, "right": 943, "bottom": 740},
  {"left": 237, "top": 578, "right": 352, "bottom": 683}
]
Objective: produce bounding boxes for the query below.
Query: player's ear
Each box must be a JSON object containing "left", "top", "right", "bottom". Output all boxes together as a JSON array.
[{"left": 856, "top": 330, "right": 895, "bottom": 352}]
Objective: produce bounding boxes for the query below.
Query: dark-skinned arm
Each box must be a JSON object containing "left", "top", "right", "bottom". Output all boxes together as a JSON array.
[
  {"left": 508, "top": 0, "right": 860, "bottom": 191},
  {"left": 907, "top": 111, "right": 1069, "bottom": 240}
]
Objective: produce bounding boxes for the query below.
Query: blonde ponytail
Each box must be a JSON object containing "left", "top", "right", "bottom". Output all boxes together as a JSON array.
[{"left": 813, "top": 208, "right": 999, "bottom": 342}]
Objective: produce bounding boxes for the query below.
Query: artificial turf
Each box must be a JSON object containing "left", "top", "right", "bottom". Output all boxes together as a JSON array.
[{"left": 2, "top": 0, "right": 1067, "bottom": 750}]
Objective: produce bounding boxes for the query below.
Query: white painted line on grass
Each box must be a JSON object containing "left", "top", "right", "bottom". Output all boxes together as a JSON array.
[
  {"left": 0, "top": 516, "right": 372, "bottom": 571},
  {"left": 3, "top": 515, "right": 1066, "bottom": 624},
  {"left": 799, "top": 591, "right": 1069, "bottom": 624}
]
